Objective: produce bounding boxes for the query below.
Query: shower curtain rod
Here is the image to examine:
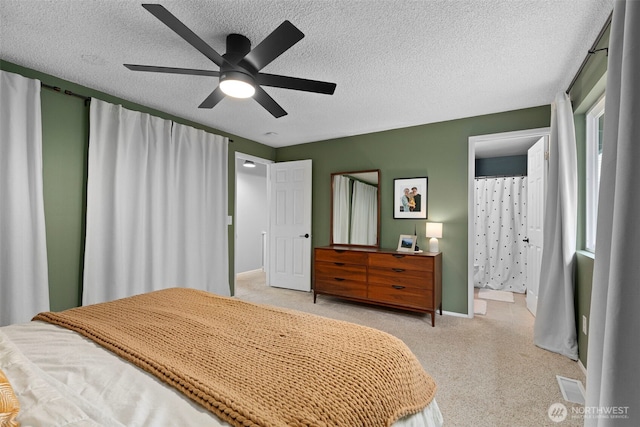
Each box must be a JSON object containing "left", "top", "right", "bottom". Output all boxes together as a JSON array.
[{"left": 475, "top": 174, "right": 526, "bottom": 179}]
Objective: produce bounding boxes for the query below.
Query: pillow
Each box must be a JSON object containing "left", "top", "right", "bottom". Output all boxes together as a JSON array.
[{"left": 0, "top": 368, "right": 20, "bottom": 427}]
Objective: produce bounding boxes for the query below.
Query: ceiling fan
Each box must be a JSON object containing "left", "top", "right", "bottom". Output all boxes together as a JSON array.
[{"left": 124, "top": 4, "right": 337, "bottom": 118}]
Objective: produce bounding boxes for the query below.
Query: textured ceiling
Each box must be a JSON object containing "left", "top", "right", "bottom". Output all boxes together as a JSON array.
[
  {"left": 475, "top": 134, "right": 543, "bottom": 158},
  {"left": 0, "top": 0, "right": 612, "bottom": 147}
]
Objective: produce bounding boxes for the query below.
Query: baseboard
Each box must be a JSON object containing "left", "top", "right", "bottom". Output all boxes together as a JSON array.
[
  {"left": 578, "top": 359, "right": 587, "bottom": 376},
  {"left": 443, "top": 310, "right": 471, "bottom": 318}
]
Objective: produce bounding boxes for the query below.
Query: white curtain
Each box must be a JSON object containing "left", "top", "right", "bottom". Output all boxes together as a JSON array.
[
  {"left": 0, "top": 70, "right": 50, "bottom": 325},
  {"left": 533, "top": 92, "right": 578, "bottom": 360},
  {"left": 585, "top": 1, "right": 640, "bottom": 424},
  {"left": 473, "top": 177, "right": 528, "bottom": 293},
  {"left": 332, "top": 175, "right": 350, "bottom": 244},
  {"left": 83, "top": 99, "right": 229, "bottom": 305},
  {"left": 350, "top": 180, "right": 378, "bottom": 245}
]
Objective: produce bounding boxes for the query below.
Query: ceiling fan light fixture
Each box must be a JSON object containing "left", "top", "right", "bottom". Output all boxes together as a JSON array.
[
  {"left": 125, "top": 6, "right": 336, "bottom": 117},
  {"left": 220, "top": 71, "right": 255, "bottom": 98}
]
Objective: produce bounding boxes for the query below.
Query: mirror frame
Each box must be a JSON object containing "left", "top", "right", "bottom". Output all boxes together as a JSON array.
[{"left": 330, "top": 169, "right": 381, "bottom": 248}]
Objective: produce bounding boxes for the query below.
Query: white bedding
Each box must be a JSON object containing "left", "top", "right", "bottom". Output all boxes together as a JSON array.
[{"left": 1, "top": 322, "right": 443, "bottom": 427}]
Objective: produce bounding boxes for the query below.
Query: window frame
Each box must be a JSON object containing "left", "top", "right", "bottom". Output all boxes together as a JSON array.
[{"left": 585, "top": 95, "right": 605, "bottom": 252}]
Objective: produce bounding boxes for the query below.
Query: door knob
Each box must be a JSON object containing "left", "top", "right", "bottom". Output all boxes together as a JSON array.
[{"left": 300, "top": 233, "right": 310, "bottom": 238}]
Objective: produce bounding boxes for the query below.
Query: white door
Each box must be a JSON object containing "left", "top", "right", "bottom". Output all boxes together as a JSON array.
[
  {"left": 268, "top": 160, "right": 312, "bottom": 291},
  {"left": 526, "top": 137, "right": 547, "bottom": 316}
]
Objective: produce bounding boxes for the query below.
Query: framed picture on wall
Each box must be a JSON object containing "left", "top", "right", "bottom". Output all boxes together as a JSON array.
[{"left": 393, "top": 177, "right": 428, "bottom": 219}]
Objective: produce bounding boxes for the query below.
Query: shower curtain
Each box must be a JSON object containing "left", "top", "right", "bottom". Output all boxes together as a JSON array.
[{"left": 474, "top": 176, "right": 528, "bottom": 293}]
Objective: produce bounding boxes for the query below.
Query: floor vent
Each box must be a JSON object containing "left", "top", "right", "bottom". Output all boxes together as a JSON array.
[{"left": 557, "top": 375, "right": 585, "bottom": 404}]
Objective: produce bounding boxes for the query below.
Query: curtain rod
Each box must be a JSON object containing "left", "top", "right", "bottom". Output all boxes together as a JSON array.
[
  {"left": 566, "top": 10, "right": 613, "bottom": 95},
  {"left": 40, "top": 83, "right": 234, "bottom": 142},
  {"left": 41, "top": 83, "right": 91, "bottom": 105}
]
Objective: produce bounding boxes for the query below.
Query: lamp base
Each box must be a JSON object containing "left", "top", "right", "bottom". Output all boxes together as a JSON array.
[{"left": 429, "top": 237, "right": 439, "bottom": 253}]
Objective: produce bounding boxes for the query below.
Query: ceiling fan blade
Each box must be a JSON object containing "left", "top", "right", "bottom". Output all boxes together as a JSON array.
[
  {"left": 124, "top": 64, "right": 220, "bottom": 77},
  {"left": 243, "top": 20, "right": 304, "bottom": 71},
  {"left": 198, "top": 86, "right": 226, "bottom": 109},
  {"left": 142, "top": 4, "right": 227, "bottom": 68},
  {"left": 257, "top": 73, "right": 336, "bottom": 95},
  {"left": 253, "top": 86, "right": 287, "bottom": 118}
]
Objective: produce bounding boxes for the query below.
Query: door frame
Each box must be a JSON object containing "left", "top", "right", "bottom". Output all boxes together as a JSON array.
[
  {"left": 467, "top": 128, "right": 550, "bottom": 318},
  {"left": 233, "top": 152, "right": 273, "bottom": 293}
]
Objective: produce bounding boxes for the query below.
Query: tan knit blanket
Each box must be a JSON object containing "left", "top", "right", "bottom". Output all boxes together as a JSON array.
[{"left": 34, "top": 288, "right": 436, "bottom": 426}]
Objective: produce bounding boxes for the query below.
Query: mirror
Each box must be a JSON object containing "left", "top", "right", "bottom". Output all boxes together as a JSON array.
[{"left": 330, "top": 169, "right": 380, "bottom": 247}]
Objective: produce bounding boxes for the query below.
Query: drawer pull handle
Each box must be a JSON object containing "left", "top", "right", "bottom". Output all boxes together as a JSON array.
[
  {"left": 393, "top": 254, "right": 405, "bottom": 258},
  {"left": 392, "top": 268, "right": 405, "bottom": 272},
  {"left": 334, "top": 277, "right": 345, "bottom": 281},
  {"left": 334, "top": 262, "right": 345, "bottom": 266},
  {"left": 392, "top": 285, "right": 406, "bottom": 290},
  {"left": 334, "top": 250, "right": 346, "bottom": 253}
]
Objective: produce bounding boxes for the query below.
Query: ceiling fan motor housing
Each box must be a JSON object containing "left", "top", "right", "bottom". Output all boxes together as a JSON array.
[
  {"left": 221, "top": 33, "right": 257, "bottom": 85},
  {"left": 226, "top": 33, "right": 251, "bottom": 57}
]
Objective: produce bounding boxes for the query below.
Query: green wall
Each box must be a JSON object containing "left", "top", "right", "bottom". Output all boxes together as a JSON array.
[
  {"left": 40, "top": 87, "right": 89, "bottom": 310},
  {"left": 1, "top": 60, "right": 275, "bottom": 310},
  {"left": 576, "top": 252, "right": 595, "bottom": 366},
  {"left": 277, "top": 106, "right": 550, "bottom": 314},
  {"left": 475, "top": 155, "right": 528, "bottom": 177}
]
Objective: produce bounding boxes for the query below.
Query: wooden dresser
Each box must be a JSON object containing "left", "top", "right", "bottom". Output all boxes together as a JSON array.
[{"left": 313, "top": 246, "right": 443, "bottom": 326}]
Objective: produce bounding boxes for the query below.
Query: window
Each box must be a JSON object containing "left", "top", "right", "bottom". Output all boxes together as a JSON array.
[{"left": 585, "top": 95, "right": 605, "bottom": 252}]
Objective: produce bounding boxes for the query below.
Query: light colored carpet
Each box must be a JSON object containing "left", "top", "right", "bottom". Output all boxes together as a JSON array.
[
  {"left": 478, "top": 289, "right": 515, "bottom": 302},
  {"left": 234, "top": 271, "right": 586, "bottom": 427},
  {"left": 474, "top": 299, "right": 487, "bottom": 315}
]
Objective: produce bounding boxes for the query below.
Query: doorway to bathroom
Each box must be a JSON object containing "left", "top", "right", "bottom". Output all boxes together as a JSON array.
[{"left": 468, "top": 128, "right": 549, "bottom": 318}]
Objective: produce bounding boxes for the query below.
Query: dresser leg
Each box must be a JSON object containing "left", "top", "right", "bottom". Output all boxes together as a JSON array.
[
  {"left": 313, "top": 292, "right": 317, "bottom": 304},
  {"left": 439, "top": 303, "right": 443, "bottom": 315},
  {"left": 431, "top": 311, "right": 435, "bottom": 327}
]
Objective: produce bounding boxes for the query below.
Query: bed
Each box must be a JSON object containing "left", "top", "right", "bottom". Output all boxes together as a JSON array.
[{"left": 0, "top": 288, "right": 443, "bottom": 426}]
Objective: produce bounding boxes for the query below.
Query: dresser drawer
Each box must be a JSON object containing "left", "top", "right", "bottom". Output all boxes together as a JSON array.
[
  {"left": 315, "top": 248, "right": 368, "bottom": 264},
  {"left": 315, "top": 278, "right": 367, "bottom": 299},
  {"left": 368, "top": 253, "right": 434, "bottom": 272},
  {"left": 368, "top": 283, "right": 432, "bottom": 310},
  {"left": 368, "top": 267, "right": 432, "bottom": 290},
  {"left": 315, "top": 261, "right": 366, "bottom": 282}
]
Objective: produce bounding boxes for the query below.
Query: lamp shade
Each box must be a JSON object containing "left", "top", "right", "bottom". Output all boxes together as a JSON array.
[{"left": 425, "top": 222, "right": 443, "bottom": 238}]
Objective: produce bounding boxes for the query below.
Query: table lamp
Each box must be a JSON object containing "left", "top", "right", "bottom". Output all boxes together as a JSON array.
[{"left": 425, "top": 222, "right": 443, "bottom": 252}]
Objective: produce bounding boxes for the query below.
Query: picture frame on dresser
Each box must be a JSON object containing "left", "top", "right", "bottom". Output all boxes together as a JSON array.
[
  {"left": 393, "top": 177, "right": 428, "bottom": 219},
  {"left": 397, "top": 234, "right": 417, "bottom": 252}
]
